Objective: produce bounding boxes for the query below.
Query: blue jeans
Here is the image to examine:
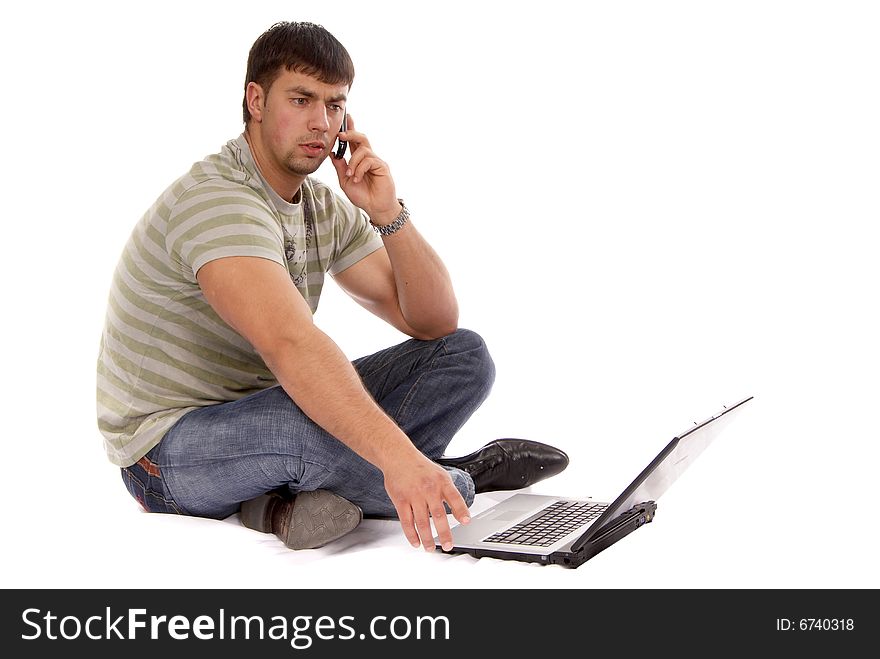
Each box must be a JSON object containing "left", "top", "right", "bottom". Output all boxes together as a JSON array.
[{"left": 120, "top": 328, "right": 495, "bottom": 519}]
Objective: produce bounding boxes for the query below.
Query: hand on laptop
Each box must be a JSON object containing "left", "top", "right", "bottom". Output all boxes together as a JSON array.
[{"left": 383, "top": 454, "right": 471, "bottom": 552}]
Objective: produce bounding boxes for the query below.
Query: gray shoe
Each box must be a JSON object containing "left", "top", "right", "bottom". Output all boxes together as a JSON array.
[{"left": 240, "top": 489, "right": 362, "bottom": 550}]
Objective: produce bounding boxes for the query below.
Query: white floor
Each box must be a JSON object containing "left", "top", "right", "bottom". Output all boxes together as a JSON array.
[{"left": 5, "top": 384, "right": 876, "bottom": 589}]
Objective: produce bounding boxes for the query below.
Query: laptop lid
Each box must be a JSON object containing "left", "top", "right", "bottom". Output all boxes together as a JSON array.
[{"left": 571, "top": 396, "right": 753, "bottom": 552}]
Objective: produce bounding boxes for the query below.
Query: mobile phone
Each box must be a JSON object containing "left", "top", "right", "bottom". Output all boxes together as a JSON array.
[{"left": 334, "top": 113, "right": 348, "bottom": 159}]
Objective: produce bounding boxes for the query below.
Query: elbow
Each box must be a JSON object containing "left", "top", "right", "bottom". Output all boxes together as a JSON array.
[
  {"left": 429, "top": 304, "right": 460, "bottom": 339},
  {"left": 408, "top": 312, "right": 459, "bottom": 341},
  {"left": 434, "top": 317, "right": 461, "bottom": 340},
  {"left": 253, "top": 322, "right": 318, "bottom": 370}
]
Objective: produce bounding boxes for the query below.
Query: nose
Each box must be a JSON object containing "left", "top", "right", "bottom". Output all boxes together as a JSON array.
[{"left": 308, "top": 106, "right": 330, "bottom": 133}]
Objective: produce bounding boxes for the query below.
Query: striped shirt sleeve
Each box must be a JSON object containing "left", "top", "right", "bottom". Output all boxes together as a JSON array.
[
  {"left": 165, "top": 181, "right": 286, "bottom": 278},
  {"left": 327, "top": 192, "right": 384, "bottom": 275}
]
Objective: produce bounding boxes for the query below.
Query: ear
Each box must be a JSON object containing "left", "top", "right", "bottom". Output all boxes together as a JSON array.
[{"left": 246, "top": 82, "right": 266, "bottom": 122}]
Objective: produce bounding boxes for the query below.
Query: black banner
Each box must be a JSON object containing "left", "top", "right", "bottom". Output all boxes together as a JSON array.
[{"left": 2, "top": 589, "right": 872, "bottom": 657}]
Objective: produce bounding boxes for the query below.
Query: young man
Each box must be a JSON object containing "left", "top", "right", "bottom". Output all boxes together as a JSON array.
[{"left": 96, "top": 21, "right": 568, "bottom": 554}]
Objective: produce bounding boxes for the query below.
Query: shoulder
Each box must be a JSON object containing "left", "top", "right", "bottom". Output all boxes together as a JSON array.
[
  {"left": 170, "top": 153, "right": 276, "bottom": 227},
  {"left": 175, "top": 177, "right": 270, "bottom": 210},
  {"left": 163, "top": 181, "right": 277, "bottom": 251},
  {"left": 303, "top": 176, "right": 362, "bottom": 224},
  {"left": 303, "top": 176, "right": 337, "bottom": 210},
  {"left": 172, "top": 137, "right": 274, "bottom": 212}
]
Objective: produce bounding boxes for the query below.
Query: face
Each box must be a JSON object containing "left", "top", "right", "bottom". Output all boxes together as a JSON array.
[{"left": 247, "top": 69, "right": 348, "bottom": 180}]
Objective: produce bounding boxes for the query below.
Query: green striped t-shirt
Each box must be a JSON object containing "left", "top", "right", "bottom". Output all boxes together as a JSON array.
[{"left": 96, "top": 134, "right": 383, "bottom": 467}]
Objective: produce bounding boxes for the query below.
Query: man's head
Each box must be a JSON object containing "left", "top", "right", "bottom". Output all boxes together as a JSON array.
[
  {"left": 242, "top": 22, "right": 354, "bottom": 198},
  {"left": 242, "top": 21, "right": 354, "bottom": 125}
]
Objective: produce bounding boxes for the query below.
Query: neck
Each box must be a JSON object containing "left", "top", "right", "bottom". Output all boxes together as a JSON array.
[{"left": 244, "top": 127, "right": 305, "bottom": 203}]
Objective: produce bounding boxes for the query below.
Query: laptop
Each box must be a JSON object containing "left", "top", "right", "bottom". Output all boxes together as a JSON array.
[{"left": 435, "top": 396, "right": 753, "bottom": 568}]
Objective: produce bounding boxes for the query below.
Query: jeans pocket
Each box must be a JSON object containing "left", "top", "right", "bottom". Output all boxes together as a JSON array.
[{"left": 120, "top": 452, "right": 183, "bottom": 515}]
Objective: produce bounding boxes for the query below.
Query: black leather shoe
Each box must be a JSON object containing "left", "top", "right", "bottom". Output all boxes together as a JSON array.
[{"left": 436, "top": 439, "right": 569, "bottom": 493}]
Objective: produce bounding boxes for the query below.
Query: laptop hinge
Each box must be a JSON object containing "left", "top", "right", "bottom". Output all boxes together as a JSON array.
[{"left": 570, "top": 501, "right": 656, "bottom": 553}]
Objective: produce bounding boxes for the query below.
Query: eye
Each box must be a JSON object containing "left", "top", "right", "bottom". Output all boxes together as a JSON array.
[
  {"left": 329, "top": 104, "right": 344, "bottom": 113},
  {"left": 290, "top": 97, "right": 307, "bottom": 106}
]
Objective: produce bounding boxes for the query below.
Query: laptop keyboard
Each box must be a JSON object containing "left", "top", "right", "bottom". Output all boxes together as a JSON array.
[{"left": 483, "top": 500, "right": 608, "bottom": 547}]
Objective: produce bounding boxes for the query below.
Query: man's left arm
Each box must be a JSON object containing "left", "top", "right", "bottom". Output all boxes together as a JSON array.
[{"left": 330, "top": 116, "right": 458, "bottom": 340}]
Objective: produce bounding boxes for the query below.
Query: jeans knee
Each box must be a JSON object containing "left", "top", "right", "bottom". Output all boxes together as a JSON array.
[
  {"left": 446, "top": 467, "right": 476, "bottom": 508},
  {"left": 447, "top": 328, "right": 496, "bottom": 394}
]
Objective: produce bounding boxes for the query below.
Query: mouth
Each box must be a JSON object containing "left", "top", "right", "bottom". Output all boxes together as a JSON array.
[{"left": 299, "top": 141, "right": 327, "bottom": 157}]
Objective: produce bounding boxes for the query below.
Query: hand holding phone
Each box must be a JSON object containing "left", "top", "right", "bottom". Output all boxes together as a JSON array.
[
  {"left": 334, "top": 113, "right": 348, "bottom": 159},
  {"left": 328, "top": 113, "right": 398, "bottom": 218}
]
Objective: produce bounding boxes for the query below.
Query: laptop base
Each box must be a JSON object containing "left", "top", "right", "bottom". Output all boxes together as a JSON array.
[{"left": 439, "top": 502, "right": 658, "bottom": 569}]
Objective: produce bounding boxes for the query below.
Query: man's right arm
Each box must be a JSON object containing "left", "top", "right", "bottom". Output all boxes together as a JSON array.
[{"left": 196, "top": 256, "right": 470, "bottom": 550}]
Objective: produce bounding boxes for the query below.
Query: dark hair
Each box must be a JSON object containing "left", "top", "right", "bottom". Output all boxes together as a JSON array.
[{"left": 242, "top": 21, "right": 355, "bottom": 123}]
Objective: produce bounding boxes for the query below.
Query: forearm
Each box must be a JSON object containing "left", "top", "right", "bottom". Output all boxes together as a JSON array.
[
  {"left": 260, "top": 325, "right": 420, "bottom": 471},
  {"left": 374, "top": 210, "right": 459, "bottom": 338}
]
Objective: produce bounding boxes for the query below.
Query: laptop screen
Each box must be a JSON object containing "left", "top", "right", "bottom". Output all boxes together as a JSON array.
[{"left": 572, "top": 396, "right": 753, "bottom": 551}]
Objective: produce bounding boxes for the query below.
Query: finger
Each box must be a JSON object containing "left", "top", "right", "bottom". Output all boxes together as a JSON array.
[
  {"left": 338, "top": 116, "right": 372, "bottom": 152},
  {"left": 395, "top": 503, "right": 422, "bottom": 549},
  {"left": 352, "top": 156, "right": 385, "bottom": 184},
  {"left": 344, "top": 147, "right": 368, "bottom": 179},
  {"left": 443, "top": 482, "right": 472, "bottom": 526},
  {"left": 329, "top": 149, "right": 349, "bottom": 180},
  {"left": 346, "top": 146, "right": 381, "bottom": 178},
  {"left": 356, "top": 154, "right": 392, "bottom": 184},
  {"left": 412, "top": 504, "right": 435, "bottom": 553},
  {"left": 429, "top": 500, "right": 454, "bottom": 552}
]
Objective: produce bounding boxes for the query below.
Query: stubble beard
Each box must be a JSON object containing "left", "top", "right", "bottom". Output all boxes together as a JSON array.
[{"left": 283, "top": 152, "right": 326, "bottom": 177}]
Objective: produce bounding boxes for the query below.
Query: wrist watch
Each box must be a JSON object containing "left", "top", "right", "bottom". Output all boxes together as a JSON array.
[{"left": 370, "top": 199, "right": 409, "bottom": 236}]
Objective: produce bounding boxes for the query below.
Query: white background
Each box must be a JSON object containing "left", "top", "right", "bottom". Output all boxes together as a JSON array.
[{"left": 0, "top": 0, "right": 877, "bottom": 589}]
